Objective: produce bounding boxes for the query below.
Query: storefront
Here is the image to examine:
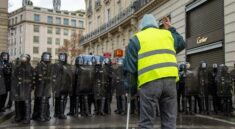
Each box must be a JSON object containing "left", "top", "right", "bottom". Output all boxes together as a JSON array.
[{"left": 186, "top": 0, "right": 225, "bottom": 68}]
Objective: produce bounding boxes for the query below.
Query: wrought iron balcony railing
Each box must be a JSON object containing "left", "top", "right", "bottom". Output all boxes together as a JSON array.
[{"left": 80, "top": 0, "right": 152, "bottom": 44}]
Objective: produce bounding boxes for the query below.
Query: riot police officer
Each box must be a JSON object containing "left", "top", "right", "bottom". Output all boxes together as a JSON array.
[
  {"left": 113, "top": 57, "right": 126, "bottom": 115},
  {"left": 103, "top": 58, "right": 113, "bottom": 115},
  {"left": 0, "top": 56, "right": 7, "bottom": 112},
  {"left": 198, "top": 61, "right": 211, "bottom": 114},
  {"left": 11, "top": 54, "right": 34, "bottom": 124},
  {"left": 74, "top": 55, "right": 95, "bottom": 117},
  {"left": 178, "top": 63, "right": 186, "bottom": 113},
  {"left": 33, "top": 52, "right": 54, "bottom": 122},
  {"left": 93, "top": 55, "right": 107, "bottom": 115},
  {"left": 230, "top": 62, "right": 235, "bottom": 112},
  {"left": 53, "top": 53, "right": 72, "bottom": 119},
  {"left": 0, "top": 52, "right": 13, "bottom": 110},
  {"left": 208, "top": 64, "right": 219, "bottom": 114},
  {"left": 216, "top": 64, "right": 233, "bottom": 116}
]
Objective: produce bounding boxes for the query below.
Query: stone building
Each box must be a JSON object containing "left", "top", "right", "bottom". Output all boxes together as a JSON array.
[
  {"left": 0, "top": 0, "right": 8, "bottom": 52},
  {"left": 81, "top": 0, "right": 235, "bottom": 68},
  {"left": 8, "top": 3, "right": 85, "bottom": 64}
]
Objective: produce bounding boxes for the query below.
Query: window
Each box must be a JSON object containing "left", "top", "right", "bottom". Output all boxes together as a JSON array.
[
  {"left": 14, "top": 38, "right": 16, "bottom": 45},
  {"left": 64, "top": 18, "right": 69, "bottom": 25},
  {"left": 47, "top": 16, "right": 53, "bottom": 24},
  {"left": 19, "top": 47, "right": 22, "bottom": 55},
  {"left": 20, "top": 37, "right": 22, "bottom": 44},
  {"left": 47, "top": 27, "right": 53, "bottom": 34},
  {"left": 33, "top": 47, "right": 39, "bottom": 54},
  {"left": 79, "top": 20, "right": 84, "bottom": 28},
  {"left": 56, "top": 28, "right": 61, "bottom": 35},
  {"left": 47, "top": 37, "right": 52, "bottom": 45},
  {"left": 55, "top": 48, "right": 59, "bottom": 54},
  {"left": 71, "top": 19, "right": 76, "bottom": 27},
  {"left": 47, "top": 48, "right": 52, "bottom": 53},
  {"left": 20, "top": 15, "right": 23, "bottom": 21},
  {"left": 34, "top": 14, "right": 40, "bottom": 22},
  {"left": 12, "top": 19, "right": 14, "bottom": 25},
  {"left": 20, "top": 25, "right": 23, "bottom": 32},
  {"left": 105, "top": 9, "right": 110, "bottom": 22},
  {"left": 14, "top": 48, "right": 16, "bottom": 56},
  {"left": 15, "top": 17, "right": 18, "bottom": 24},
  {"left": 33, "top": 36, "right": 39, "bottom": 43},
  {"left": 34, "top": 25, "right": 40, "bottom": 32},
  {"left": 56, "top": 38, "right": 60, "bottom": 45},
  {"left": 64, "top": 29, "right": 69, "bottom": 36},
  {"left": 56, "top": 17, "right": 61, "bottom": 24}
]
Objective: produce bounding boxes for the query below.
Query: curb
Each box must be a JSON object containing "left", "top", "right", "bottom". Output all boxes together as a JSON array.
[{"left": 0, "top": 111, "right": 14, "bottom": 124}]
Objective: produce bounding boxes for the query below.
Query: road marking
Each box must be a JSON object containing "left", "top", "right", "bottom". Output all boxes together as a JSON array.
[{"left": 196, "top": 114, "right": 235, "bottom": 125}]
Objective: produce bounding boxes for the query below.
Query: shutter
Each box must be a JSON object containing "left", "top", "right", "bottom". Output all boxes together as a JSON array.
[
  {"left": 188, "top": 48, "right": 224, "bottom": 69},
  {"left": 186, "top": 0, "right": 224, "bottom": 38}
]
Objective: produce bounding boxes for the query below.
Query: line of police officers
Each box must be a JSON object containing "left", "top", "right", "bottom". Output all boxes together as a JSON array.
[
  {"left": 1, "top": 50, "right": 234, "bottom": 125},
  {"left": 0, "top": 51, "right": 132, "bottom": 124},
  {"left": 177, "top": 61, "right": 235, "bottom": 116}
]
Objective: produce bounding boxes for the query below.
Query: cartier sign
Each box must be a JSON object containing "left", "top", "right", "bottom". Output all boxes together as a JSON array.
[{"left": 197, "top": 36, "right": 208, "bottom": 44}]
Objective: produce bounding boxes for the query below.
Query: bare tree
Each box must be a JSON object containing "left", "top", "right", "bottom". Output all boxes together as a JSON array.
[{"left": 58, "top": 31, "right": 84, "bottom": 64}]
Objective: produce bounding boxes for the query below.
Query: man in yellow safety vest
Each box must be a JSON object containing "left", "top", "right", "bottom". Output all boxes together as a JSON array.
[{"left": 124, "top": 14, "right": 185, "bottom": 129}]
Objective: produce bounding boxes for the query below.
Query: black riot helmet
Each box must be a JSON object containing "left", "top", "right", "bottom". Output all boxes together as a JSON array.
[
  {"left": 58, "top": 53, "right": 68, "bottom": 64},
  {"left": 219, "top": 64, "right": 228, "bottom": 74},
  {"left": 19, "top": 54, "right": 31, "bottom": 64},
  {"left": 1, "top": 52, "right": 10, "bottom": 62},
  {"left": 179, "top": 63, "right": 186, "bottom": 72},
  {"left": 103, "top": 58, "right": 111, "bottom": 65},
  {"left": 94, "top": 55, "right": 104, "bottom": 65},
  {"left": 75, "top": 56, "right": 84, "bottom": 66},
  {"left": 117, "top": 57, "right": 124, "bottom": 65},
  {"left": 199, "top": 61, "right": 207, "bottom": 69},
  {"left": 41, "top": 52, "right": 52, "bottom": 63}
]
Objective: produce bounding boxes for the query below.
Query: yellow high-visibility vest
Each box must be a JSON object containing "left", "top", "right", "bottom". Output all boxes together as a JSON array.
[{"left": 136, "top": 28, "right": 179, "bottom": 88}]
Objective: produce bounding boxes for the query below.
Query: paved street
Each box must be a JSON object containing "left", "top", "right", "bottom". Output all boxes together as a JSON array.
[{"left": 0, "top": 98, "right": 235, "bottom": 129}]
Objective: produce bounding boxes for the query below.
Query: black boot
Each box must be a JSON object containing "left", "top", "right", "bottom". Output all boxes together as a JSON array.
[
  {"left": 38, "top": 97, "right": 46, "bottom": 122},
  {"left": 100, "top": 97, "right": 105, "bottom": 116},
  {"left": 84, "top": 96, "right": 91, "bottom": 117},
  {"left": 74, "top": 96, "right": 80, "bottom": 117},
  {"left": 32, "top": 97, "right": 39, "bottom": 120},
  {"left": 23, "top": 100, "right": 31, "bottom": 124},
  {"left": 45, "top": 98, "right": 51, "bottom": 121},
  {"left": 58, "top": 96, "right": 67, "bottom": 119},
  {"left": 54, "top": 97, "right": 60, "bottom": 117},
  {"left": 67, "top": 96, "right": 75, "bottom": 116},
  {"left": 121, "top": 95, "right": 126, "bottom": 115},
  {"left": 14, "top": 101, "right": 23, "bottom": 122}
]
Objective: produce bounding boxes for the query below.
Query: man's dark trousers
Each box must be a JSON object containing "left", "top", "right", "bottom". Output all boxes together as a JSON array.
[{"left": 139, "top": 77, "right": 177, "bottom": 129}]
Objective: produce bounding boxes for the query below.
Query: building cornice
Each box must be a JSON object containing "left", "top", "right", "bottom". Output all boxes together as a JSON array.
[{"left": 8, "top": 20, "right": 85, "bottom": 30}]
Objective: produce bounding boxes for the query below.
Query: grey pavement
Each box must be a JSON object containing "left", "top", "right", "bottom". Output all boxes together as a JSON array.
[{"left": 0, "top": 97, "right": 235, "bottom": 129}]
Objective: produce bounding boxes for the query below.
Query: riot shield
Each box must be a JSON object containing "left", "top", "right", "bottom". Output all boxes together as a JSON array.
[
  {"left": 184, "top": 69, "right": 200, "bottom": 96},
  {"left": 216, "top": 66, "right": 232, "bottom": 97},
  {"left": 112, "top": 64, "right": 125, "bottom": 96}
]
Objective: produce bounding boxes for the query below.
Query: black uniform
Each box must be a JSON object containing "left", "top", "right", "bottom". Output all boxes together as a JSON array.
[
  {"left": 208, "top": 64, "right": 219, "bottom": 114},
  {"left": 103, "top": 58, "right": 113, "bottom": 115},
  {"left": 178, "top": 64, "right": 186, "bottom": 113},
  {"left": 11, "top": 54, "right": 33, "bottom": 124},
  {"left": 74, "top": 55, "right": 95, "bottom": 117},
  {"left": 197, "top": 62, "right": 211, "bottom": 114},
  {"left": 0, "top": 52, "right": 12, "bottom": 111},
  {"left": 33, "top": 52, "right": 54, "bottom": 122},
  {"left": 93, "top": 55, "right": 107, "bottom": 115},
  {"left": 113, "top": 58, "right": 127, "bottom": 115},
  {"left": 0, "top": 60, "right": 7, "bottom": 112},
  {"left": 53, "top": 53, "right": 72, "bottom": 119},
  {"left": 216, "top": 65, "right": 233, "bottom": 116}
]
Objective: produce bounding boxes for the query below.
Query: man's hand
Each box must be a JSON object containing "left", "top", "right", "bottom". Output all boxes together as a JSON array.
[{"left": 162, "top": 17, "right": 172, "bottom": 30}]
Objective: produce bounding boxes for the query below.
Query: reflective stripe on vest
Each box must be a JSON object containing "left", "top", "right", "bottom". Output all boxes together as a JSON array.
[{"left": 136, "top": 28, "right": 179, "bottom": 88}]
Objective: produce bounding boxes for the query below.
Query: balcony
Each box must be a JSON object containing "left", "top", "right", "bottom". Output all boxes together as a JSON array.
[
  {"left": 80, "top": 0, "right": 167, "bottom": 45},
  {"left": 87, "top": 7, "right": 93, "bottom": 17}
]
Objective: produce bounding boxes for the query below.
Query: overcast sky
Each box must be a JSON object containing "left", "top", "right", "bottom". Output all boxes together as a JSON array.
[{"left": 8, "top": 0, "right": 85, "bottom": 12}]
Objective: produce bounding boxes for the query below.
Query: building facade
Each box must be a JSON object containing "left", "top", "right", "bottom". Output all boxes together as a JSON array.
[
  {"left": 8, "top": 4, "right": 85, "bottom": 64},
  {"left": 0, "top": 0, "right": 8, "bottom": 52},
  {"left": 81, "top": 0, "right": 235, "bottom": 68}
]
